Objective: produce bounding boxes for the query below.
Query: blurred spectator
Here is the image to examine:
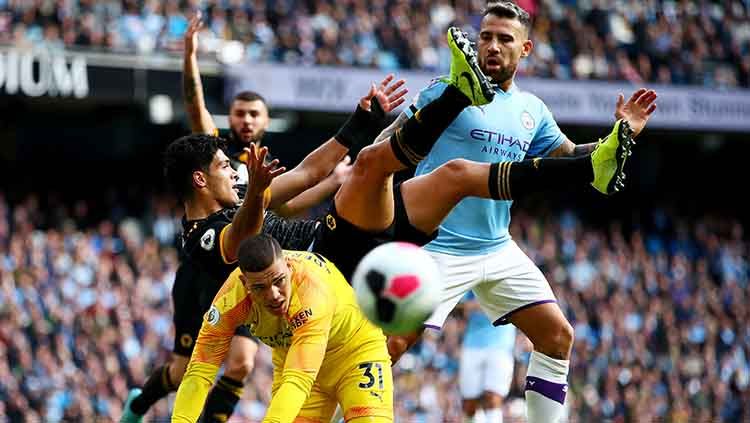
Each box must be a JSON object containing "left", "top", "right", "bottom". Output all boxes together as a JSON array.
[{"left": 1, "top": 0, "right": 748, "bottom": 88}]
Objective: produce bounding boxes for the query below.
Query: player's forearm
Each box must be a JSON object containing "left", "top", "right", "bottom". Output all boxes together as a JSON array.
[
  {"left": 262, "top": 369, "right": 316, "bottom": 423},
  {"left": 183, "top": 52, "right": 216, "bottom": 134},
  {"left": 225, "top": 189, "right": 268, "bottom": 261},
  {"left": 296, "top": 138, "right": 349, "bottom": 183},
  {"left": 267, "top": 138, "right": 347, "bottom": 210},
  {"left": 172, "top": 362, "right": 220, "bottom": 423},
  {"left": 273, "top": 173, "right": 341, "bottom": 218}
]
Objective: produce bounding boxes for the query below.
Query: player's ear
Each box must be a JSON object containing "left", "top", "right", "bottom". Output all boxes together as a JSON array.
[
  {"left": 239, "top": 273, "right": 249, "bottom": 289},
  {"left": 520, "top": 39, "right": 533, "bottom": 58},
  {"left": 192, "top": 170, "right": 208, "bottom": 189}
]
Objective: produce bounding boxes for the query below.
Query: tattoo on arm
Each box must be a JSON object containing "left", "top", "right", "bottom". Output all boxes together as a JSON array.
[{"left": 183, "top": 77, "right": 197, "bottom": 103}]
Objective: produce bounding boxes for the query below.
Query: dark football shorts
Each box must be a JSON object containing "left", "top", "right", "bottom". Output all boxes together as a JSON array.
[{"left": 312, "top": 182, "right": 437, "bottom": 282}]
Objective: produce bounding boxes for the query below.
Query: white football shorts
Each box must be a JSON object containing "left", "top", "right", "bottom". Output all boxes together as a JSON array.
[{"left": 424, "top": 240, "right": 556, "bottom": 329}]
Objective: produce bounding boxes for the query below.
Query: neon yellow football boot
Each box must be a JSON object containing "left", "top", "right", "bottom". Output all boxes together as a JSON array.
[
  {"left": 591, "top": 119, "right": 634, "bottom": 194},
  {"left": 447, "top": 27, "right": 495, "bottom": 106}
]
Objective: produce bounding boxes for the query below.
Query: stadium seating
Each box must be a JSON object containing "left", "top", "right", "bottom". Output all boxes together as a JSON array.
[{"left": 1, "top": 0, "right": 748, "bottom": 87}]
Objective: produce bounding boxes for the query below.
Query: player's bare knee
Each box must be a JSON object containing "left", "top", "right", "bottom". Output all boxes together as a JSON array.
[
  {"left": 225, "top": 357, "right": 255, "bottom": 381},
  {"left": 436, "top": 159, "right": 473, "bottom": 197},
  {"left": 169, "top": 355, "right": 190, "bottom": 384},
  {"left": 169, "top": 365, "right": 185, "bottom": 384},
  {"left": 387, "top": 332, "right": 422, "bottom": 364},
  {"left": 440, "top": 158, "right": 472, "bottom": 179},
  {"left": 546, "top": 320, "right": 574, "bottom": 360},
  {"left": 353, "top": 143, "right": 391, "bottom": 178},
  {"left": 386, "top": 336, "right": 409, "bottom": 364}
]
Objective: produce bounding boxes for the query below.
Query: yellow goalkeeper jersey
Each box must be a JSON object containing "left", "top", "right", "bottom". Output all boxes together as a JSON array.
[{"left": 172, "top": 250, "right": 388, "bottom": 423}]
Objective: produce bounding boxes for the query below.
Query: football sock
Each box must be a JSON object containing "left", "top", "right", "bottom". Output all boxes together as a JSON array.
[
  {"left": 390, "top": 84, "right": 471, "bottom": 167},
  {"left": 129, "top": 365, "right": 176, "bottom": 415},
  {"left": 525, "top": 351, "right": 569, "bottom": 423},
  {"left": 488, "top": 156, "right": 593, "bottom": 201},
  {"left": 202, "top": 375, "right": 244, "bottom": 423}
]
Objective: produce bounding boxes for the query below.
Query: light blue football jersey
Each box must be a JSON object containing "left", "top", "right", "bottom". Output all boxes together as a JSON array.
[{"left": 407, "top": 80, "right": 565, "bottom": 255}]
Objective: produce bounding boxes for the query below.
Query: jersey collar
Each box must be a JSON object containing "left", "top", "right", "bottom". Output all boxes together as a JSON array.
[{"left": 493, "top": 81, "right": 517, "bottom": 97}]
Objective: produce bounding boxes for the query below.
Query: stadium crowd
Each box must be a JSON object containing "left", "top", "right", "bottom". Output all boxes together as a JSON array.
[
  {"left": 0, "top": 190, "right": 748, "bottom": 422},
  {"left": 1, "top": 0, "right": 749, "bottom": 88}
]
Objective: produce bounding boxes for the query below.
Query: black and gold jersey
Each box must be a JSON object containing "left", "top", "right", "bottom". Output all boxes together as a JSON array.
[
  {"left": 180, "top": 207, "right": 318, "bottom": 287},
  {"left": 173, "top": 206, "right": 320, "bottom": 355}
]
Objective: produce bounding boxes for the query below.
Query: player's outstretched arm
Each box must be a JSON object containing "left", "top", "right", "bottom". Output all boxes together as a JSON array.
[
  {"left": 550, "top": 88, "right": 657, "bottom": 157},
  {"left": 274, "top": 156, "right": 352, "bottom": 218},
  {"left": 222, "top": 144, "right": 285, "bottom": 263},
  {"left": 172, "top": 276, "right": 247, "bottom": 423},
  {"left": 266, "top": 76, "right": 407, "bottom": 210},
  {"left": 183, "top": 12, "right": 218, "bottom": 135}
]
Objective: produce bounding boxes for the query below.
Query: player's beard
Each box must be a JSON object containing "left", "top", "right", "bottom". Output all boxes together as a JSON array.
[
  {"left": 232, "top": 128, "right": 264, "bottom": 146},
  {"left": 485, "top": 62, "right": 517, "bottom": 87}
]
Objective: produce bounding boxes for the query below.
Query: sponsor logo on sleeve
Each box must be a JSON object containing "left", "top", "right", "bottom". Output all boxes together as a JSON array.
[{"left": 206, "top": 305, "right": 220, "bottom": 325}]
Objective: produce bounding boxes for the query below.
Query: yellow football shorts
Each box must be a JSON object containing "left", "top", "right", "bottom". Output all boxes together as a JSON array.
[{"left": 274, "top": 358, "right": 393, "bottom": 423}]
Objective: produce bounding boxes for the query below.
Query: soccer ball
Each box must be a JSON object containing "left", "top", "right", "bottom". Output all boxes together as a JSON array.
[{"left": 352, "top": 242, "right": 442, "bottom": 335}]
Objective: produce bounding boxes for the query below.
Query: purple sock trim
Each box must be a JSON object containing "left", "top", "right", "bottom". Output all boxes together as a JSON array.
[
  {"left": 493, "top": 300, "right": 557, "bottom": 326},
  {"left": 423, "top": 324, "right": 442, "bottom": 331},
  {"left": 525, "top": 376, "right": 567, "bottom": 405}
]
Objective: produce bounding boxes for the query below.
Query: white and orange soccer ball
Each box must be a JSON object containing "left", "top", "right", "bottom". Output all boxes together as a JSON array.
[{"left": 352, "top": 242, "right": 442, "bottom": 335}]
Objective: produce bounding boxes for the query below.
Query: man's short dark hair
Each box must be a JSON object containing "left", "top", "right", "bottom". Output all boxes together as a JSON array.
[
  {"left": 483, "top": 1, "right": 531, "bottom": 31},
  {"left": 163, "top": 134, "right": 227, "bottom": 202},
  {"left": 232, "top": 91, "right": 267, "bottom": 106},
  {"left": 238, "top": 234, "right": 283, "bottom": 273}
]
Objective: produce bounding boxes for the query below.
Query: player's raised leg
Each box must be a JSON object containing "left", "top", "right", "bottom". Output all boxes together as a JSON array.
[
  {"left": 338, "top": 29, "right": 633, "bottom": 237},
  {"left": 333, "top": 26, "right": 493, "bottom": 232},
  {"left": 401, "top": 120, "right": 634, "bottom": 236},
  {"left": 389, "top": 27, "right": 494, "bottom": 167}
]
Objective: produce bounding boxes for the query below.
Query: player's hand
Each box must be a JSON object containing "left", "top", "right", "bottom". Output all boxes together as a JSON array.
[
  {"left": 614, "top": 88, "right": 657, "bottom": 139},
  {"left": 331, "top": 155, "right": 352, "bottom": 185},
  {"left": 245, "top": 144, "right": 286, "bottom": 198},
  {"left": 184, "top": 12, "right": 203, "bottom": 57},
  {"left": 359, "top": 74, "right": 408, "bottom": 113}
]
